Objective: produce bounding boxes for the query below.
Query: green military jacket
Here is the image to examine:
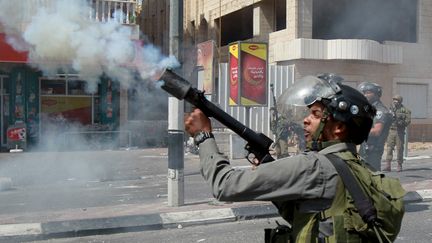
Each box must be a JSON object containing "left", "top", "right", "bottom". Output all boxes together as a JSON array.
[
  {"left": 198, "top": 138, "right": 344, "bottom": 203},
  {"left": 389, "top": 104, "right": 411, "bottom": 130},
  {"left": 198, "top": 139, "right": 362, "bottom": 241}
]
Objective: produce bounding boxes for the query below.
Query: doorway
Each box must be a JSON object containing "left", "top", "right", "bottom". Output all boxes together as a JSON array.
[{"left": 0, "top": 75, "right": 9, "bottom": 147}]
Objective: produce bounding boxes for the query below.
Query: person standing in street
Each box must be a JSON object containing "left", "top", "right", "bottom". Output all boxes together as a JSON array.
[
  {"left": 269, "top": 111, "right": 291, "bottom": 158},
  {"left": 357, "top": 82, "right": 392, "bottom": 171},
  {"left": 184, "top": 74, "right": 403, "bottom": 242},
  {"left": 384, "top": 95, "right": 411, "bottom": 172}
]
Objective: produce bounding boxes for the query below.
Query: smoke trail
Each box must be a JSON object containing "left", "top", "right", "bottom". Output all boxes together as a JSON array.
[{"left": 0, "top": 0, "right": 179, "bottom": 92}]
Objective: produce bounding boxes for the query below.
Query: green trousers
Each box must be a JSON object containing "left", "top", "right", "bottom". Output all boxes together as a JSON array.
[{"left": 386, "top": 128, "right": 405, "bottom": 164}]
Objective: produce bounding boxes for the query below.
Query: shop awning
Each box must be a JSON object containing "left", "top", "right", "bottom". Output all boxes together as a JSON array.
[{"left": 0, "top": 33, "right": 28, "bottom": 63}]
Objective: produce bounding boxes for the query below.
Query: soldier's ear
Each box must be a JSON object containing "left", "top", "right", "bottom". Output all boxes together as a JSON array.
[{"left": 333, "top": 121, "right": 348, "bottom": 138}]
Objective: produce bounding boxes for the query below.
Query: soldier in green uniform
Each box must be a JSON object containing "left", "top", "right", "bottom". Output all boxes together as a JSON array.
[
  {"left": 184, "top": 74, "right": 397, "bottom": 242},
  {"left": 270, "top": 85, "right": 306, "bottom": 159},
  {"left": 384, "top": 95, "right": 411, "bottom": 172},
  {"left": 269, "top": 109, "right": 290, "bottom": 158},
  {"left": 357, "top": 82, "right": 392, "bottom": 171}
]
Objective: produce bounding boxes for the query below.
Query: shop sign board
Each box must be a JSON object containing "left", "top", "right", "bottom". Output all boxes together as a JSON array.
[{"left": 229, "top": 41, "right": 268, "bottom": 106}]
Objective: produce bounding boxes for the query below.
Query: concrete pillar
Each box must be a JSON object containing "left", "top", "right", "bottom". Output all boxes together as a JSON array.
[
  {"left": 253, "top": 2, "right": 274, "bottom": 41},
  {"left": 168, "top": 0, "right": 184, "bottom": 207},
  {"left": 286, "top": 0, "right": 313, "bottom": 39},
  {"left": 119, "top": 88, "right": 129, "bottom": 147}
]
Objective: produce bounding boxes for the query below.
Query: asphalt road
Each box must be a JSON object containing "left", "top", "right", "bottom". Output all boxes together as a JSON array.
[
  {"left": 0, "top": 148, "right": 242, "bottom": 221},
  {"left": 0, "top": 146, "right": 431, "bottom": 241},
  {"left": 29, "top": 200, "right": 432, "bottom": 243},
  {"left": 1, "top": 148, "right": 430, "bottom": 216}
]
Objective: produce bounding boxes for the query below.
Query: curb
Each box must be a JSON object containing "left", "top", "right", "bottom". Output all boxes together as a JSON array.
[
  {"left": 0, "top": 190, "right": 430, "bottom": 241},
  {"left": 403, "top": 189, "right": 432, "bottom": 202},
  {"left": 0, "top": 204, "right": 278, "bottom": 241}
]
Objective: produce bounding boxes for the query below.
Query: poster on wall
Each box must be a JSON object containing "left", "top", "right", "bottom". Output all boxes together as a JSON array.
[
  {"left": 228, "top": 43, "right": 239, "bottom": 106},
  {"left": 239, "top": 42, "right": 268, "bottom": 106},
  {"left": 41, "top": 96, "right": 92, "bottom": 125},
  {"left": 196, "top": 40, "right": 215, "bottom": 99},
  {"left": 229, "top": 42, "right": 268, "bottom": 106}
]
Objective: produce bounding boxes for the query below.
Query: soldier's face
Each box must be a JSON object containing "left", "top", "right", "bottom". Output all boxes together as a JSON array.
[
  {"left": 363, "top": 91, "right": 377, "bottom": 103},
  {"left": 303, "top": 102, "right": 340, "bottom": 142},
  {"left": 303, "top": 103, "right": 325, "bottom": 142}
]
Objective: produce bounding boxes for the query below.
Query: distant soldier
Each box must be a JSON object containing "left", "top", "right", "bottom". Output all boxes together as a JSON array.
[
  {"left": 358, "top": 82, "right": 392, "bottom": 171},
  {"left": 270, "top": 84, "right": 305, "bottom": 159},
  {"left": 384, "top": 95, "right": 411, "bottom": 172},
  {"left": 270, "top": 111, "right": 290, "bottom": 158}
]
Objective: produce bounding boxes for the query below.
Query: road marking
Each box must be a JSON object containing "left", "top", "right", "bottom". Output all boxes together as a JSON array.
[
  {"left": 161, "top": 208, "right": 236, "bottom": 224},
  {"left": 0, "top": 223, "right": 41, "bottom": 237},
  {"left": 138, "top": 155, "right": 168, "bottom": 159},
  {"left": 417, "top": 189, "right": 432, "bottom": 199},
  {"left": 405, "top": 155, "right": 431, "bottom": 161}
]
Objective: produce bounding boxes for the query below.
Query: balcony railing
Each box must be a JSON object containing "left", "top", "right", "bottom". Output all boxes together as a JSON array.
[
  {"left": 91, "top": 0, "right": 139, "bottom": 25},
  {"left": 21, "top": 0, "right": 139, "bottom": 25}
]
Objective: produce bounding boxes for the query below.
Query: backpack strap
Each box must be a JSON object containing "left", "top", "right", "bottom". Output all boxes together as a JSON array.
[
  {"left": 320, "top": 153, "right": 393, "bottom": 243},
  {"left": 324, "top": 153, "right": 377, "bottom": 225}
]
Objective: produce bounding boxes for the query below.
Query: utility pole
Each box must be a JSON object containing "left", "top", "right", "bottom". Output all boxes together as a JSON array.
[{"left": 167, "top": 0, "right": 184, "bottom": 207}]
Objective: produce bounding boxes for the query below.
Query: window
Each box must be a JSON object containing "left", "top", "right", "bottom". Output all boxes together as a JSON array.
[
  {"left": 397, "top": 83, "right": 427, "bottom": 119},
  {"left": 68, "top": 80, "right": 91, "bottom": 95},
  {"left": 218, "top": 7, "right": 253, "bottom": 46},
  {"left": 275, "top": 0, "right": 286, "bottom": 31},
  {"left": 313, "top": 0, "right": 418, "bottom": 43},
  {"left": 41, "top": 79, "right": 66, "bottom": 95},
  {"left": 40, "top": 78, "right": 100, "bottom": 126}
]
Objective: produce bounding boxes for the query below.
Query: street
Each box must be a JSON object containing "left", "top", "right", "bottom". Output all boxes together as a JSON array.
[
  {"left": 0, "top": 145, "right": 431, "bottom": 242},
  {"left": 29, "top": 200, "right": 432, "bottom": 243}
]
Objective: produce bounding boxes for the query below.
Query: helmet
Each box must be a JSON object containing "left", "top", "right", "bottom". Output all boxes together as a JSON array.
[
  {"left": 278, "top": 74, "right": 376, "bottom": 144},
  {"left": 393, "top": 95, "right": 403, "bottom": 103},
  {"left": 357, "top": 81, "right": 382, "bottom": 97}
]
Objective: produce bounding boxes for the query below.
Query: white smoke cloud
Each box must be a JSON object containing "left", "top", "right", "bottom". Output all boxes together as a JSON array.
[{"left": 0, "top": 0, "right": 179, "bottom": 92}]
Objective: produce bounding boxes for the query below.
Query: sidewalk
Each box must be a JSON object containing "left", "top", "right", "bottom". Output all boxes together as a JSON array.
[{"left": 0, "top": 144, "right": 431, "bottom": 241}]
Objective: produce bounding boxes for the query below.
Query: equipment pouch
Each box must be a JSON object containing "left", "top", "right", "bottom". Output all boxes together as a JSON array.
[{"left": 264, "top": 223, "right": 292, "bottom": 243}]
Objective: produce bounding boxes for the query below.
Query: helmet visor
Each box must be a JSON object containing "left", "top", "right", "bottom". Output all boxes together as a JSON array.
[
  {"left": 278, "top": 76, "right": 339, "bottom": 107},
  {"left": 276, "top": 76, "right": 339, "bottom": 124}
]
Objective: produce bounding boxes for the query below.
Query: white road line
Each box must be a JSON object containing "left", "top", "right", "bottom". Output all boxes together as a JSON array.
[
  {"left": 405, "top": 155, "right": 431, "bottom": 161},
  {"left": 416, "top": 189, "right": 432, "bottom": 199},
  {"left": 0, "top": 223, "right": 41, "bottom": 237}
]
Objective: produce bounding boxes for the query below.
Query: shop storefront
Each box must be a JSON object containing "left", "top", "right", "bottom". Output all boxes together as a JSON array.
[{"left": 1, "top": 66, "right": 120, "bottom": 151}]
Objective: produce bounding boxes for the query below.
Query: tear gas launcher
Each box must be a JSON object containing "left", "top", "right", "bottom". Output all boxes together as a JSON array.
[{"left": 158, "top": 68, "right": 274, "bottom": 165}]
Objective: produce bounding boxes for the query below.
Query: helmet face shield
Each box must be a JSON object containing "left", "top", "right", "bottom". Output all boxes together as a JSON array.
[
  {"left": 277, "top": 75, "right": 340, "bottom": 124},
  {"left": 277, "top": 74, "right": 376, "bottom": 145},
  {"left": 278, "top": 75, "right": 339, "bottom": 107},
  {"left": 357, "top": 81, "right": 382, "bottom": 98}
]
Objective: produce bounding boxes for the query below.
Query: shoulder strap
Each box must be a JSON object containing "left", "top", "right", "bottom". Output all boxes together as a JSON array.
[{"left": 324, "top": 153, "right": 377, "bottom": 225}]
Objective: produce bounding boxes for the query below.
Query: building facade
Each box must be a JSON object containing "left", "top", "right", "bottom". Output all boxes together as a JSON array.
[
  {"left": 0, "top": 0, "right": 160, "bottom": 151},
  {"left": 141, "top": 0, "right": 432, "bottom": 141}
]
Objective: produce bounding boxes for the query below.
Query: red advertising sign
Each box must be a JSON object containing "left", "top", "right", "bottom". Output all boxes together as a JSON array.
[
  {"left": 7, "top": 127, "right": 26, "bottom": 141},
  {"left": 239, "top": 42, "right": 268, "bottom": 106},
  {"left": 196, "top": 40, "right": 215, "bottom": 95},
  {"left": 229, "top": 42, "right": 268, "bottom": 106},
  {"left": 229, "top": 43, "right": 239, "bottom": 105}
]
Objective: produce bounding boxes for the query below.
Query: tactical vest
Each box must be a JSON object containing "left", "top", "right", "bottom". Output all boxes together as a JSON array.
[
  {"left": 390, "top": 105, "right": 411, "bottom": 130},
  {"left": 267, "top": 151, "right": 405, "bottom": 243},
  {"left": 368, "top": 101, "right": 392, "bottom": 148}
]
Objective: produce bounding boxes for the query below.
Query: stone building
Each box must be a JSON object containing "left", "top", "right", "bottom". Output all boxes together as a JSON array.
[{"left": 140, "top": 0, "right": 432, "bottom": 141}]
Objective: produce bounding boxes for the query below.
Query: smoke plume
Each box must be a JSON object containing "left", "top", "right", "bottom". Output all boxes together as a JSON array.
[{"left": 0, "top": 0, "right": 178, "bottom": 92}]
